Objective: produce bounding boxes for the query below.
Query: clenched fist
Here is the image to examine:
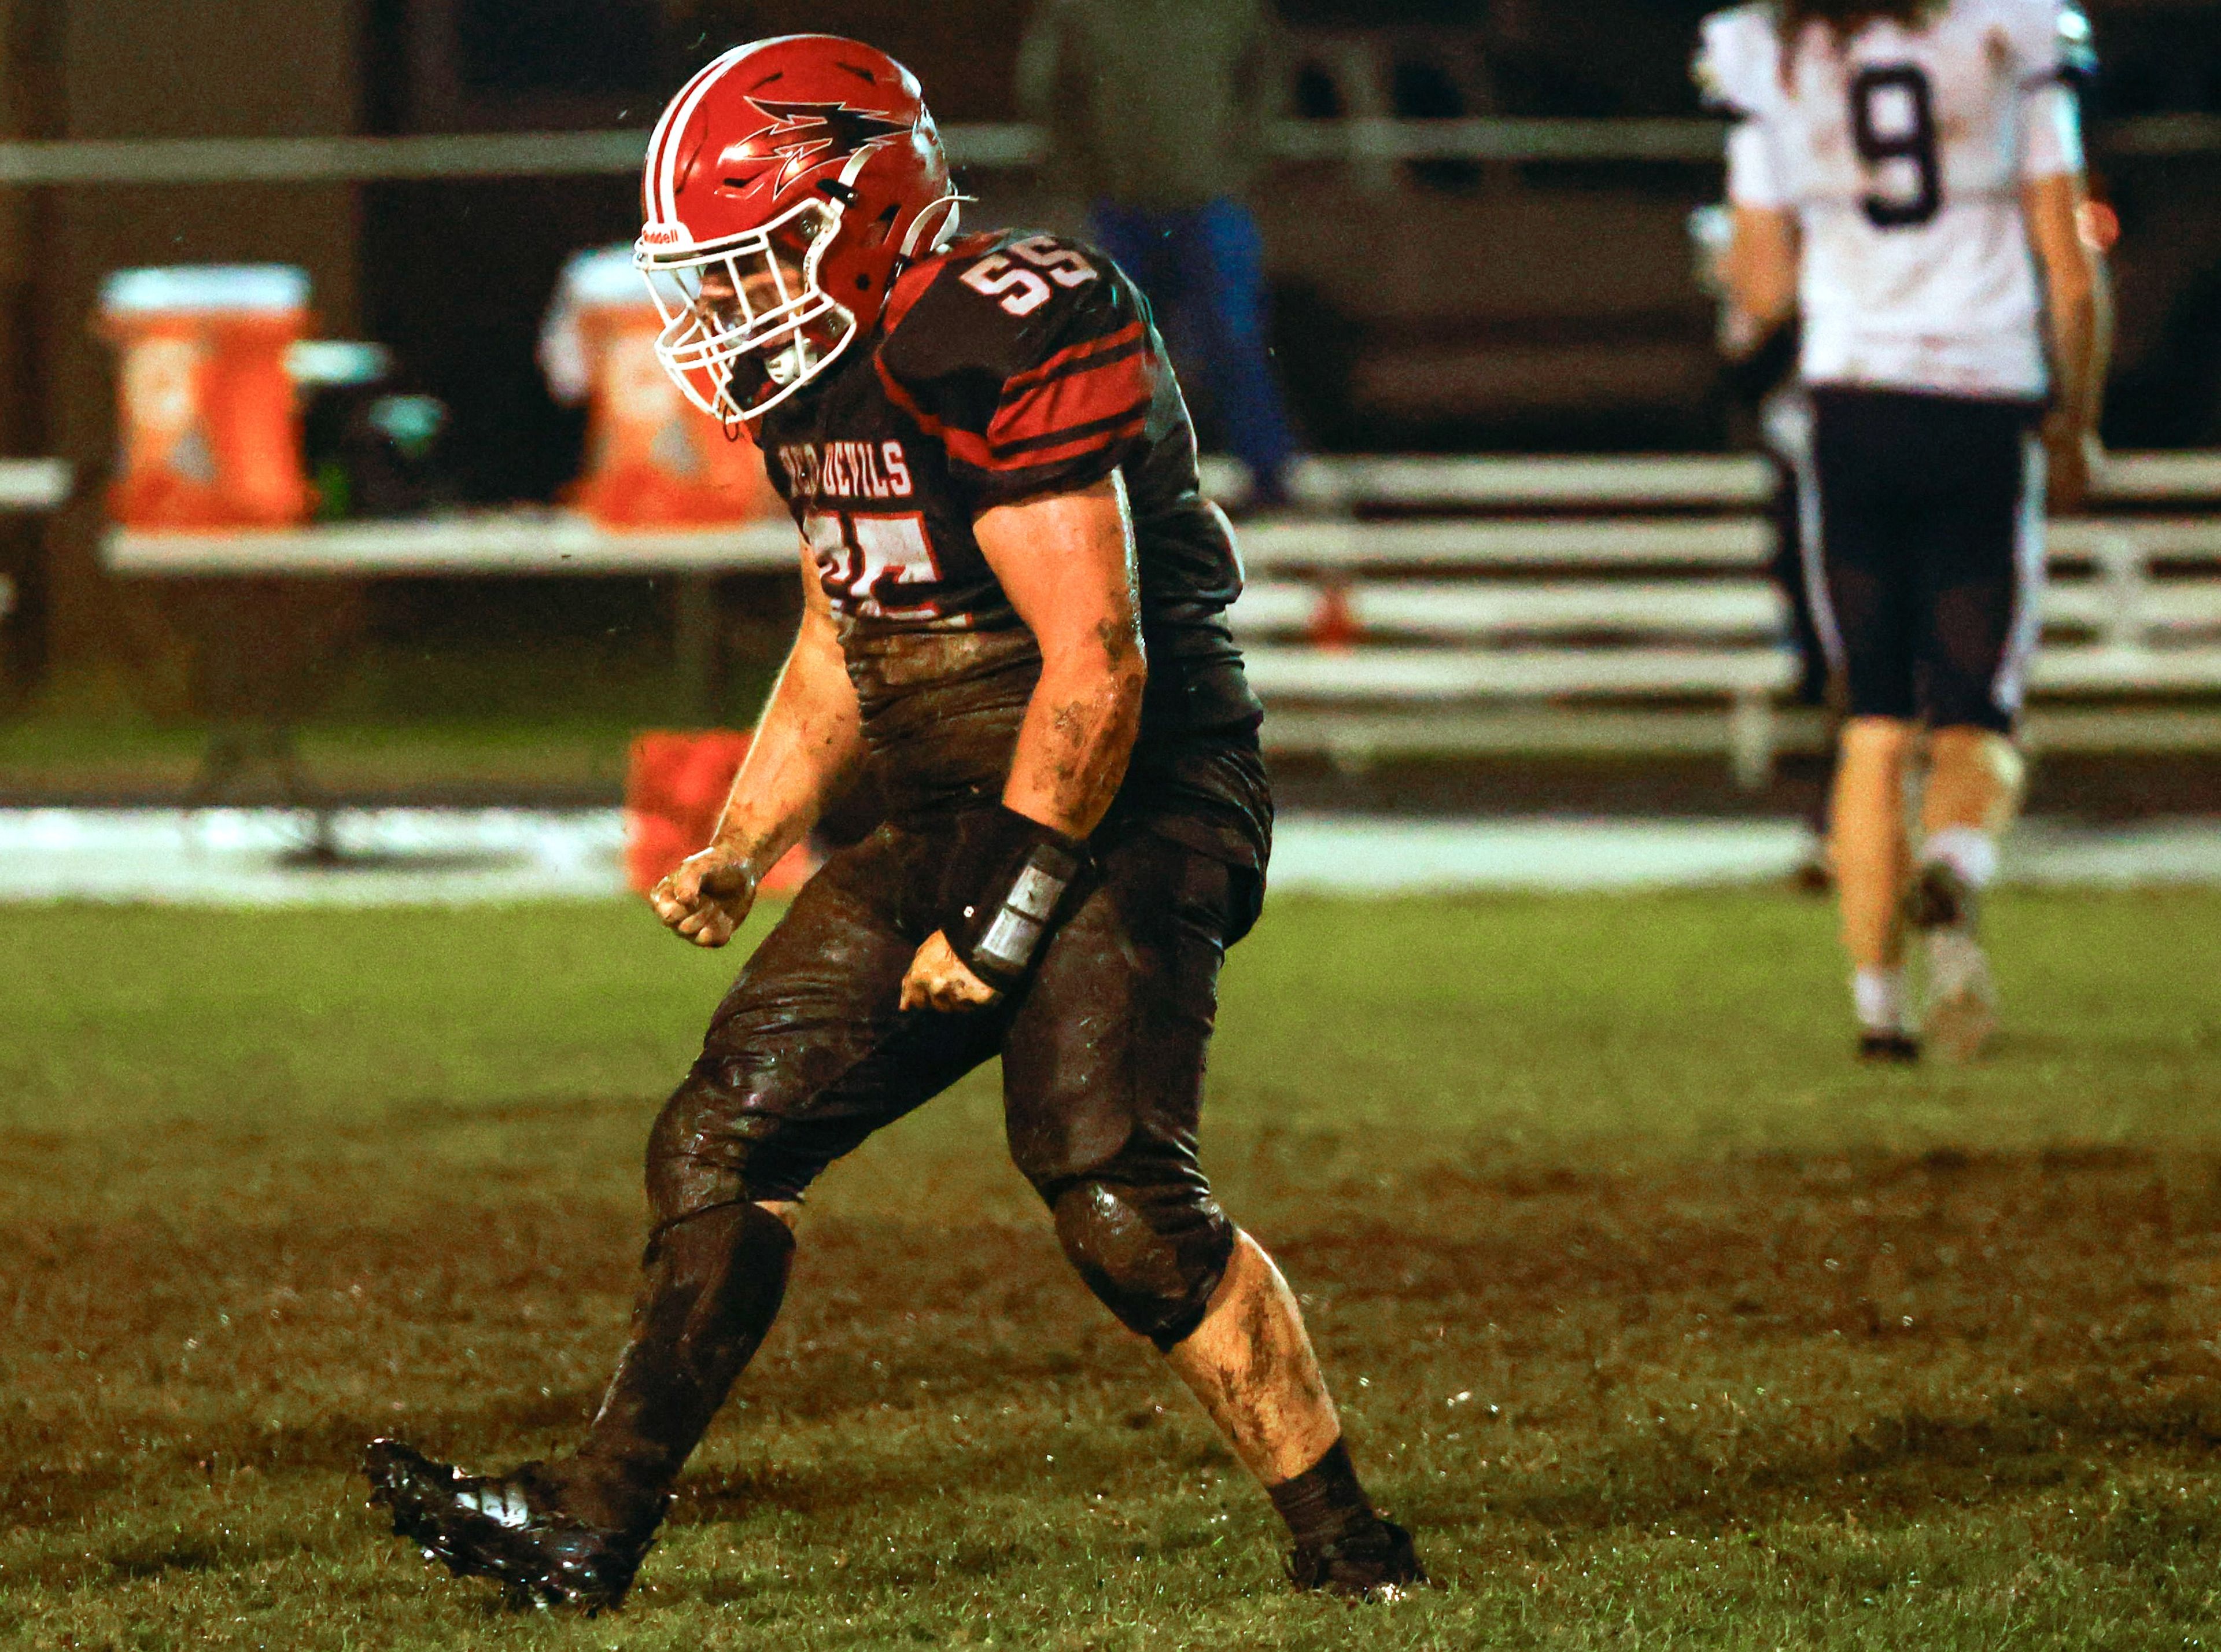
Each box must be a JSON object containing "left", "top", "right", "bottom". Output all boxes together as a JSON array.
[
  {"left": 899, "top": 930, "right": 999, "bottom": 1013},
  {"left": 649, "top": 847, "right": 759, "bottom": 948}
]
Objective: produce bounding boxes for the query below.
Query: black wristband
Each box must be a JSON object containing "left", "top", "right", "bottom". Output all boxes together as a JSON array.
[{"left": 947, "top": 806, "right": 1086, "bottom": 992}]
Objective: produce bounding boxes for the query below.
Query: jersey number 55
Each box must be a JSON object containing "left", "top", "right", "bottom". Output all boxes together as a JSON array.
[{"left": 960, "top": 237, "right": 1100, "bottom": 318}]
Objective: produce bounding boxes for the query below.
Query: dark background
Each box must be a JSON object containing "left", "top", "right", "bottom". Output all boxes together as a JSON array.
[{"left": 1, "top": 0, "right": 2218, "bottom": 711}]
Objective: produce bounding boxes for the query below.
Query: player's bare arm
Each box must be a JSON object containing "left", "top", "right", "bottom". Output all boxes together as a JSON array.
[
  {"left": 899, "top": 473, "right": 1146, "bottom": 1013},
  {"left": 1725, "top": 204, "right": 1799, "bottom": 339},
  {"left": 986, "top": 473, "right": 1147, "bottom": 838},
  {"left": 2024, "top": 170, "right": 2112, "bottom": 511},
  {"left": 650, "top": 543, "right": 865, "bottom": 948}
]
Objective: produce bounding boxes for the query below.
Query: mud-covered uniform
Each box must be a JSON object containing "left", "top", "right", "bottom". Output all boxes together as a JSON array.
[{"left": 649, "top": 230, "right": 1269, "bottom": 1348}]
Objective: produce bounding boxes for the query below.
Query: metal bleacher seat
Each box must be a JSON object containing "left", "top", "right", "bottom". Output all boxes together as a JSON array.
[{"left": 1208, "top": 453, "right": 2221, "bottom": 786}]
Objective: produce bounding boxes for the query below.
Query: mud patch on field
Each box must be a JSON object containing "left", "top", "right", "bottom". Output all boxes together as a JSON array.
[{"left": 7, "top": 1140, "right": 2221, "bottom": 1640}]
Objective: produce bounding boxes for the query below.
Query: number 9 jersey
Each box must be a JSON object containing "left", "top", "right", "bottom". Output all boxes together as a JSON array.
[{"left": 1696, "top": 0, "right": 2094, "bottom": 399}]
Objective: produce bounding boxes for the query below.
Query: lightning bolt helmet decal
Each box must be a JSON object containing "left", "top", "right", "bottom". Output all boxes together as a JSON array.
[{"left": 734, "top": 99, "right": 912, "bottom": 195}]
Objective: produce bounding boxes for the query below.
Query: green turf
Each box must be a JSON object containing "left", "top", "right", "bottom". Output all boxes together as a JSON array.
[{"left": 3, "top": 888, "right": 2221, "bottom": 1648}]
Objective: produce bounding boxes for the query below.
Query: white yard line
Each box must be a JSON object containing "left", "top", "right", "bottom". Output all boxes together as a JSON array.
[
  {"left": 1263, "top": 814, "right": 1812, "bottom": 893},
  {"left": 0, "top": 808, "right": 628, "bottom": 907},
  {"left": 0, "top": 809, "right": 2216, "bottom": 906}
]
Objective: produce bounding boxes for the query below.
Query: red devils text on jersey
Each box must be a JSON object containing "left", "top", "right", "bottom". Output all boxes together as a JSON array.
[{"left": 756, "top": 228, "right": 1268, "bottom": 868}]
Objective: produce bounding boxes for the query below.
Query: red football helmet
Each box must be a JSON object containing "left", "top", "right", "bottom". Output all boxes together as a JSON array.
[{"left": 634, "top": 35, "right": 958, "bottom": 422}]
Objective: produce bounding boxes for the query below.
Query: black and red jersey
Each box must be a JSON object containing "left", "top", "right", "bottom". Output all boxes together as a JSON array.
[{"left": 755, "top": 228, "right": 1268, "bottom": 866}]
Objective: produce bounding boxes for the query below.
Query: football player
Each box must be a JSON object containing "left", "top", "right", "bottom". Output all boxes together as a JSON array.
[
  {"left": 1692, "top": 202, "right": 1835, "bottom": 890},
  {"left": 1698, "top": 0, "right": 2108, "bottom": 1060},
  {"left": 362, "top": 35, "right": 1423, "bottom": 1610}
]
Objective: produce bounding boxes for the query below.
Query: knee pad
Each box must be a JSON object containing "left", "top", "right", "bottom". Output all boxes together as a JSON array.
[{"left": 1050, "top": 1178, "right": 1235, "bottom": 1351}]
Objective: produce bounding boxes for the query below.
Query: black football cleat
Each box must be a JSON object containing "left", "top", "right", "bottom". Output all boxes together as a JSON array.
[
  {"left": 1290, "top": 1517, "right": 1428, "bottom": 1601},
  {"left": 363, "top": 1438, "right": 665, "bottom": 1613},
  {"left": 1857, "top": 1030, "right": 1922, "bottom": 1064}
]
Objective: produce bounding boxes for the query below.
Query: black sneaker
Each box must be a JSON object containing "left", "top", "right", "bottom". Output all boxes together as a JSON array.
[
  {"left": 1289, "top": 1517, "right": 1427, "bottom": 1600},
  {"left": 363, "top": 1439, "right": 665, "bottom": 1613},
  {"left": 1857, "top": 1031, "right": 1922, "bottom": 1064}
]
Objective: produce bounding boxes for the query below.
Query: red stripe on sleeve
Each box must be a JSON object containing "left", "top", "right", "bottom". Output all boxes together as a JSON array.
[
  {"left": 999, "top": 321, "right": 1146, "bottom": 394},
  {"left": 987, "top": 351, "right": 1152, "bottom": 453},
  {"left": 980, "top": 414, "right": 1149, "bottom": 475}
]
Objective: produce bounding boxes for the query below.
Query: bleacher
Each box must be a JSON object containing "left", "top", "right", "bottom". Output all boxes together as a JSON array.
[
  {"left": 95, "top": 451, "right": 2221, "bottom": 795},
  {"left": 1210, "top": 453, "right": 2221, "bottom": 786}
]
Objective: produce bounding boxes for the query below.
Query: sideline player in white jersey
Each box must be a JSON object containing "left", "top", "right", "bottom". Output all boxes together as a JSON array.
[{"left": 1696, "top": 0, "right": 2107, "bottom": 1061}]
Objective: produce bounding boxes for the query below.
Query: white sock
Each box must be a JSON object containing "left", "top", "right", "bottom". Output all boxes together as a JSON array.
[
  {"left": 1922, "top": 827, "right": 1998, "bottom": 890},
  {"left": 1853, "top": 967, "right": 1908, "bottom": 1034}
]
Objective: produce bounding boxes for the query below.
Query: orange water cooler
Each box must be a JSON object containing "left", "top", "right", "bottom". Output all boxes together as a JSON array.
[
  {"left": 99, "top": 265, "right": 314, "bottom": 529},
  {"left": 540, "top": 246, "right": 778, "bottom": 528}
]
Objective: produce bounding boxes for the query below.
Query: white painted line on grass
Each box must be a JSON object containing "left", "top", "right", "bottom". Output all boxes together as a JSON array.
[
  {"left": 0, "top": 808, "right": 627, "bottom": 907},
  {"left": 1264, "top": 814, "right": 1811, "bottom": 893},
  {"left": 0, "top": 809, "right": 2216, "bottom": 906}
]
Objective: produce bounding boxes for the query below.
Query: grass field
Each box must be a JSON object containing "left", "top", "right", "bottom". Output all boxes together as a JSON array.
[{"left": 5, "top": 886, "right": 2221, "bottom": 1649}]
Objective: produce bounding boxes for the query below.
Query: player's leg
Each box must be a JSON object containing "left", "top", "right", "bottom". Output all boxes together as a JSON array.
[
  {"left": 1002, "top": 830, "right": 1422, "bottom": 1598},
  {"left": 1183, "top": 197, "right": 1301, "bottom": 510},
  {"left": 1921, "top": 725, "right": 2025, "bottom": 865},
  {"left": 1765, "top": 396, "right": 1838, "bottom": 890},
  {"left": 1906, "top": 415, "right": 2045, "bottom": 1060},
  {"left": 1831, "top": 714, "right": 1917, "bottom": 1007},
  {"left": 366, "top": 823, "right": 1003, "bottom": 1607},
  {"left": 1811, "top": 389, "right": 1924, "bottom": 1059},
  {"left": 1159, "top": 1233, "right": 1429, "bottom": 1601}
]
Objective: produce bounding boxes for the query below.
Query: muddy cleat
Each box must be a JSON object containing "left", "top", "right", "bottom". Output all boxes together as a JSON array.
[
  {"left": 1290, "top": 1517, "right": 1427, "bottom": 1601},
  {"left": 1905, "top": 863, "right": 1996, "bottom": 1063},
  {"left": 1902, "top": 860, "right": 1973, "bottom": 932},
  {"left": 1921, "top": 929, "right": 1997, "bottom": 1064},
  {"left": 362, "top": 1439, "right": 664, "bottom": 1613},
  {"left": 1857, "top": 1030, "right": 1922, "bottom": 1064}
]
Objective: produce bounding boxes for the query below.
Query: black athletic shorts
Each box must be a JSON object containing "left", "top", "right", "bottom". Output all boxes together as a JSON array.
[
  {"left": 1805, "top": 387, "right": 2046, "bottom": 734},
  {"left": 645, "top": 772, "right": 1268, "bottom": 1224}
]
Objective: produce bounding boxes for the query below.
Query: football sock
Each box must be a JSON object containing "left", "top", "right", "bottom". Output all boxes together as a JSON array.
[
  {"left": 554, "top": 1200, "right": 795, "bottom": 1530},
  {"left": 1920, "top": 827, "right": 1998, "bottom": 893},
  {"left": 1268, "top": 1437, "right": 1379, "bottom": 1549},
  {"left": 1852, "top": 967, "right": 1908, "bottom": 1035}
]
